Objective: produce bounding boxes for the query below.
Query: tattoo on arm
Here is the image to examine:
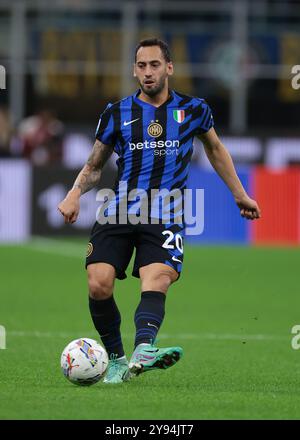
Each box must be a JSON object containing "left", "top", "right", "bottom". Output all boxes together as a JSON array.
[{"left": 73, "top": 140, "right": 113, "bottom": 195}]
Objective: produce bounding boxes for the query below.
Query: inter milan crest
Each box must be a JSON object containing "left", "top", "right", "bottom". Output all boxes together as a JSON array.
[
  {"left": 147, "top": 121, "right": 163, "bottom": 138},
  {"left": 173, "top": 110, "right": 185, "bottom": 123},
  {"left": 86, "top": 242, "right": 93, "bottom": 257}
]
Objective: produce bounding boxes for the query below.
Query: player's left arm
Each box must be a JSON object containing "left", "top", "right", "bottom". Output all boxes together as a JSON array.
[{"left": 197, "top": 127, "right": 261, "bottom": 220}]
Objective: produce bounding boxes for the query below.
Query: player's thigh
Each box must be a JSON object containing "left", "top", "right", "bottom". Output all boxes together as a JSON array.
[
  {"left": 87, "top": 262, "right": 116, "bottom": 299},
  {"left": 139, "top": 262, "right": 178, "bottom": 293},
  {"left": 134, "top": 223, "right": 184, "bottom": 291},
  {"left": 86, "top": 223, "right": 134, "bottom": 281}
]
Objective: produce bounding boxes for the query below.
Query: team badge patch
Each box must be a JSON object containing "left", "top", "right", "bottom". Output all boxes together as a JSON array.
[
  {"left": 173, "top": 110, "right": 185, "bottom": 123},
  {"left": 86, "top": 242, "right": 93, "bottom": 257},
  {"left": 147, "top": 121, "right": 163, "bottom": 138}
]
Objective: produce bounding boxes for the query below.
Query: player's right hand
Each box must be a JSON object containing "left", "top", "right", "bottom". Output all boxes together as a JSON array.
[
  {"left": 57, "top": 190, "right": 80, "bottom": 224},
  {"left": 235, "top": 194, "right": 261, "bottom": 220}
]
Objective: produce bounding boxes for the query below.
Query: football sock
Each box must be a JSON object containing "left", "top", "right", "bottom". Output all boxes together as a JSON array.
[
  {"left": 89, "top": 296, "right": 125, "bottom": 358},
  {"left": 134, "top": 291, "right": 166, "bottom": 348}
]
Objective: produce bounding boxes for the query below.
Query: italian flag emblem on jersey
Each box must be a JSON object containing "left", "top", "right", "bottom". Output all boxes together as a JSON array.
[{"left": 173, "top": 110, "right": 185, "bottom": 123}]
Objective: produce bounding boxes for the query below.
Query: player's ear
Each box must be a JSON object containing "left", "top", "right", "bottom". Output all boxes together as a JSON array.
[
  {"left": 167, "top": 62, "right": 174, "bottom": 76},
  {"left": 133, "top": 64, "right": 137, "bottom": 77}
]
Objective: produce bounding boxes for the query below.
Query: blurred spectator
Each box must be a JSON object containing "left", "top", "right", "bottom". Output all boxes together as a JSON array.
[
  {"left": 0, "top": 108, "right": 14, "bottom": 158},
  {"left": 18, "top": 110, "right": 64, "bottom": 165}
]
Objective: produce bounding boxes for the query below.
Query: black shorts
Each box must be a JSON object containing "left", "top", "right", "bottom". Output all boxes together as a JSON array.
[{"left": 85, "top": 222, "right": 184, "bottom": 280}]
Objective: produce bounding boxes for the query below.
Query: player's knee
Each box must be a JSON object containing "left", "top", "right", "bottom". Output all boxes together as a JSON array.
[
  {"left": 141, "top": 271, "right": 174, "bottom": 293},
  {"left": 88, "top": 275, "right": 114, "bottom": 300}
]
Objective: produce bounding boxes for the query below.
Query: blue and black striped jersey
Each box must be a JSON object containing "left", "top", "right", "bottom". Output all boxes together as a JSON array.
[{"left": 95, "top": 89, "right": 214, "bottom": 221}]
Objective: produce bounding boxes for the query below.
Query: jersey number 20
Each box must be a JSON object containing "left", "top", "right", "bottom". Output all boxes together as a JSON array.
[{"left": 162, "top": 230, "right": 183, "bottom": 253}]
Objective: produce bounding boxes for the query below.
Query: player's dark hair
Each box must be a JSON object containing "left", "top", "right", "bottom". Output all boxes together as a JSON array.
[{"left": 134, "top": 38, "right": 172, "bottom": 63}]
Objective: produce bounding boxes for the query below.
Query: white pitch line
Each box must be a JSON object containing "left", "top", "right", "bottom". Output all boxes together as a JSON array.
[
  {"left": 7, "top": 330, "right": 288, "bottom": 341},
  {"left": 5, "top": 241, "right": 290, "bottom": 343}
]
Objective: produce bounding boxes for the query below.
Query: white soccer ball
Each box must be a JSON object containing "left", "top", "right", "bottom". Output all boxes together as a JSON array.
[{"left": 61, "top": 338, "right": 108, "bottom": 386}]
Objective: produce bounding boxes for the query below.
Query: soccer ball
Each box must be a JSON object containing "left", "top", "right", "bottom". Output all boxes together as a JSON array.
[{"left": 61, "top": 338, "right": 108, "bottom": 386}]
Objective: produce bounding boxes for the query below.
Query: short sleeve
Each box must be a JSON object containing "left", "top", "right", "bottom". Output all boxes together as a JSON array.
[
  {"left": 194, "top": 100, "right": 214, "bottom": 135},
  {"left": 95, "top": 103, "right": 115, "bottom": 145}
]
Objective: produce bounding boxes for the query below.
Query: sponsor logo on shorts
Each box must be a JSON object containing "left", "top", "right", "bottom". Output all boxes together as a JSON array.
[{"left": 86, "top": 242, "right": 93, "bottom": 257}]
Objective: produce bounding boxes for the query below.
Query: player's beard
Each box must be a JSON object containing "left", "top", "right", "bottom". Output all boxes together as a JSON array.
[{"left": 139, "top": 75, "right": 167, "bottom": 97}]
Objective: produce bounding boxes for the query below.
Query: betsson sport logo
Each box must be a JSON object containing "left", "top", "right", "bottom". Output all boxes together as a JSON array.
[{"left": 129, "top": 121, "right": 180, "bottom": 156}]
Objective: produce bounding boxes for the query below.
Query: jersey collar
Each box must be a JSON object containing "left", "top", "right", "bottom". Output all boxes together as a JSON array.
[{"left": 133, "top": 89, "right": 174, "bottom": 109}]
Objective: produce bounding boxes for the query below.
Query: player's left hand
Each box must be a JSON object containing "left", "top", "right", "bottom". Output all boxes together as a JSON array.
[{"left": 235, "top": 194, "right": 261, "bottom": 220}]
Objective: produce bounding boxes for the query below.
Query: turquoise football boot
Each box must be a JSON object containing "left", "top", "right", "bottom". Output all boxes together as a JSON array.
[
  {"left": 103, "top": 355, "right": 131, "bottom": 384},
  {"left": 129, "top": 343, "right": 183, "bottom": 376}
]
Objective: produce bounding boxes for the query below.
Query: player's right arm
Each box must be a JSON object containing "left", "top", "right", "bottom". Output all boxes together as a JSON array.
[{"left": 57, "top": 139, "right": 113, "bottom": 224}]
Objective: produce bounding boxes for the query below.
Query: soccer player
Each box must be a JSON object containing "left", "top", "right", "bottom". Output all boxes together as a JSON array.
[{"left": 58, "top": 38, "right": 261, "bottom": 384}]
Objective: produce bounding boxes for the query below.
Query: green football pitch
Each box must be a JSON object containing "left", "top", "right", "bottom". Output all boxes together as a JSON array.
[{"left": 1, "top": 238, "right": 300, "bottom": 420}]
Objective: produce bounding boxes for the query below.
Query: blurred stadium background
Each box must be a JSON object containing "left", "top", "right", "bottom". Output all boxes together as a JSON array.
[
  {"left": 1, "top": 0, "right": 300, "bottom": 420},
  {"left": 0, "top": 0, "right": 300, "bottom": 244}
]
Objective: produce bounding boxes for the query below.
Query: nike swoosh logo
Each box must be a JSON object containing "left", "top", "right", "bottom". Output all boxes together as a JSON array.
[
  {"left": 172, "top": 256, "right": 182, "bottom": 263},
  {"left": 123, "top": 118, "right": 140, "bottom": 126},
  {"left": 147, "top": 323, "right": 159, "bottom": 330}
]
